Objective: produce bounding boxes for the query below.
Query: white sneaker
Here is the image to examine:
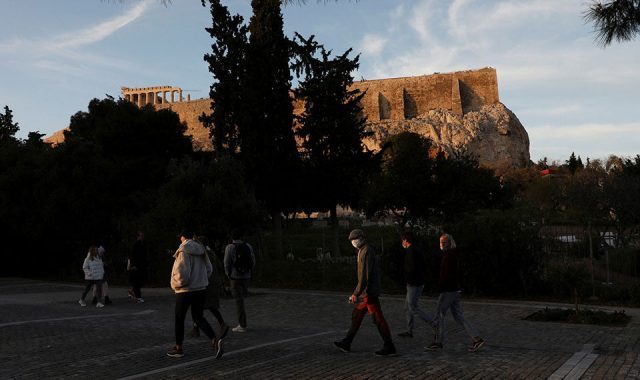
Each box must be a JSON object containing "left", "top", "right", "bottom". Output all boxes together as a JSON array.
[
  {"left": 96, "top": 302, "right": 105, "bottom": 308},
  {"left": 136, "top": 298, "right": 145, "bottom": 303},
  {"left": 232, "top": 325, "right": 247, "bottom": 333},
  {"left": 78, "top": 300, "right": 86, "bottom": 307}
]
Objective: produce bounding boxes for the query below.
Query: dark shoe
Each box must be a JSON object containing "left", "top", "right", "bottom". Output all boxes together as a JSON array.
[
  {"left": 375, "top": 345, "right": 397, "bottom": 356},
  {"left": 333, "top": 340, "right": 351, "bottom": 353},
  {"left": 398, "top": 331, "right": 413, "bottom": 338},
  {"left": 220, "top": 324, "right": 230, "bottom": 340},
  {"left": 425, "top": 342, "right": 443, "bottom": 351},
  {"left": 167, "top": 346, "right": 184, "bottom": 358},
  {"left": 91, "top": 296, "right": 97, "bottom": 305},
  {"left": 189, "top": 327, "right": 201, "bottom": 338},
  {"left": 104, "top": 296, "right": 112, "bottom": 305},
  {"left": 214, "top": 338, "right": 224, "bottom": 359},
  {"left": 468, "top": 337, "right": 485, "bottom": 352}
]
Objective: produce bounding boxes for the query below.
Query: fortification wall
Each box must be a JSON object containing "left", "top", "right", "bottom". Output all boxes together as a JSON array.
[{"left": 155, "top": 98, "right": 212, "bottom": 151}]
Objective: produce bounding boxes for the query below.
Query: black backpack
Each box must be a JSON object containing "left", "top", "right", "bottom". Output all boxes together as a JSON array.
[{"left": 234, "top": 243, "right": 254, "bottom": 274}]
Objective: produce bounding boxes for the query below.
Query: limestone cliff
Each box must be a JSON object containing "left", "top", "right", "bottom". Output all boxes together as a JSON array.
[{"left": 363, "top": 102, "right": 530, "bottom": 168}]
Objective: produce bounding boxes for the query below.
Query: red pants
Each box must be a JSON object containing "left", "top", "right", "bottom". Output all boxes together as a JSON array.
[{"left": 345, "top": 296, "right": 393, "bottom": 346}]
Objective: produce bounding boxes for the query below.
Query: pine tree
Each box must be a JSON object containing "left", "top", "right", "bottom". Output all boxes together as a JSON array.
[
  {"left": 292, "top": 34, "right": 371, "bottom": 254},
  {"left": 200, "top": 0, "right": 248, "bottom": 154},
  {"left": 0, "top": 106, "right": 20, "bottom": 144}
]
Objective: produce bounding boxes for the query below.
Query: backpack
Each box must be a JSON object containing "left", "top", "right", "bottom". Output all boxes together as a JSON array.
[{"left": 234, "top": 242, "right": 254, "bottom": 274}]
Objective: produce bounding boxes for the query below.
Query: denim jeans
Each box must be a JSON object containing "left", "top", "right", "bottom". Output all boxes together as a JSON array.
[
  {"left": 404, "top": 285, "right": 434, "bottom": 333},
  {"left": 433, "top": 291, "right": 479, "bottom": 344},
  {"left": 230, "top": 279, "right": 249, "bottom": 328}
]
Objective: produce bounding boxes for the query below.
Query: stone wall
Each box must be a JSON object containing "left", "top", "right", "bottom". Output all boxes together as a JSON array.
[{"left": 154, "top": 98, "right": 212, "bottom": 151}]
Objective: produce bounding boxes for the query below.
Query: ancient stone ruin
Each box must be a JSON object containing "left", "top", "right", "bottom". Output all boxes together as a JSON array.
[{"left": 46, "top": 67, "right": 530, "bottom": 168}]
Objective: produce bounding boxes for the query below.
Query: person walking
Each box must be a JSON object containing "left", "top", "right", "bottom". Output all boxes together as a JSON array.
[
  {"left": 190, "top": 235, "right": 230, "bottom": 340},
  {"left": 128, "top": 231, "right": 147, "bottom": 303},
  {"left": 425, "top": 233, "right": 485, "bottom": 352},
  {"left": 92, "top": 245, "right": 112, "bottom": 305},
  {"left": 397, "top": 231, "right": 435, "bottom": 338},
  {"left": 334, "top": 229, "right": 396, "bottom": 356},
  {"left": 224, "top": 230, "right": 255, "bottom": 333},
  {"left": 167, "top": 229, "right": 223, "bottom": 359},
  {"left": 79, "top": 246, "right": 105, "bottom": 308}
]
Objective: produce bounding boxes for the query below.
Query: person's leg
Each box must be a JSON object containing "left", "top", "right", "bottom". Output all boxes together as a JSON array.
[
  {"left": 132, "top": 273, "right": 142, "bottom": 299},
  {"left": 434, "top": 292, "right": 455, "bottom": 345},
  {"left": 450, "top": 292, "right": 480, "bottom": 339},
  {"left": 365, "top": 297, "right": 394, "bottom": 348},
  {"left": 190, "top": 290, "right": 216, "bottom": 340},
  {"left": 174, "top": 293, "right": 190, "bottom": 347},
  {"left": 404, "top": 286, "right": 414, "bottom": 333},
  {"left": 342, "top": 300, "right": 368, "bottom": 344},
  {"left": 409, "top": 285, "right": 435, "bottom": 325},
  {"left": 95, "top": 280, "right": 103, "bottom": 304},
  {"left": 210, "top": 308, "right": 225, "bottom": 326},
  {"left": 80, "top": 281, "right": 93, "bottom": 301},
  {"left": 230, "top": 279, "right": 247, "bottom": 328}
]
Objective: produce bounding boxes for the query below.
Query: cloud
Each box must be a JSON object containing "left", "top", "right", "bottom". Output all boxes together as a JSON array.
[
  {"left": 359, "top": 34, "right": 387, "bottom": 56},
  {"left": 49, "top": 1, "right": 151, "bottom": 50}
]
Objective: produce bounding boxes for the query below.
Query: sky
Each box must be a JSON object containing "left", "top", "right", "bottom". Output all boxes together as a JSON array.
[{"left": 1, "top": 0, "right": 639, "bottom": 163}]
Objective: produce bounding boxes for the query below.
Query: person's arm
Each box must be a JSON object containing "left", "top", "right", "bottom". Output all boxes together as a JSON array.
[
  {"left": 223, "top": 244, "right": 233, "bottom": 278},
  {"left": 82, "top": 258, "right": 90, "bottom": 277},
  {"left": 172, "top": 251, "right": 191, "bottom": 289},
  {"left": 353, "top": 249, "right": 368, "bottom": 297}
]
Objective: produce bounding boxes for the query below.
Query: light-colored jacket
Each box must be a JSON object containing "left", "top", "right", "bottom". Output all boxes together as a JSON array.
[
  {"left": 82, "top": 255, "right": 104, "bottom": 280},
  {"left": 170, "top": 239, "right": 212, "bottom": 293},
  {"left": 224, "top": 240, "right": 255, "bottom": 280}
]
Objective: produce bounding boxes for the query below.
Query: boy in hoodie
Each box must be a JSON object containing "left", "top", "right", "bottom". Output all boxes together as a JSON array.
[{"left": 167, "top": 229, "right": 223, "bottom": 359}]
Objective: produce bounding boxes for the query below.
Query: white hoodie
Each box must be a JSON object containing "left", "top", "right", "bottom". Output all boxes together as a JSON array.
[
  {"left": 82, "top": 254, "right": 104, "bottom": 280},
  {"left": 170, "top": 239, "right": 212, "bottom": 293}
]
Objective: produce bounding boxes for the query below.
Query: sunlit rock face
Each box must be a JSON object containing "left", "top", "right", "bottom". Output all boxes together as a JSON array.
[{"left": 363, "top": 102, "right": 530, "bottom": 169}]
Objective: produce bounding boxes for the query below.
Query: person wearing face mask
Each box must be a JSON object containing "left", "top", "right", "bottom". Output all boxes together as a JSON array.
[
  {"left": 425, "top": 233, "right": 485, "bottom": 352},
  {"left": 334, "top": 229, "right": 396, "bottom": 356},
  {"left": 397, "top": 231, "right": 435, "bottom": 338}
]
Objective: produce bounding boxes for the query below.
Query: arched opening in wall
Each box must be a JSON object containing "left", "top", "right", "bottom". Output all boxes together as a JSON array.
[
  {"left": 403, "top": 90, "right": 417, "bottom": 119},
  {"left": 140, "top": 93, "right": 147, "bottom": 106},
  {"left": 132, "top": 94, "right": 139, "bottom": 105},
  {"left": 154, "top": 91, "right": 163, "bottom": 104},
  {"left": 378, "top": 93, "right": 391, "bottom": 120}
]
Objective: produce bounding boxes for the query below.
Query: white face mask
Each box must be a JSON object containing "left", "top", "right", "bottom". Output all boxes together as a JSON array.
[{"left": 351, "top": 238, "right": 363, "bottom": 248}]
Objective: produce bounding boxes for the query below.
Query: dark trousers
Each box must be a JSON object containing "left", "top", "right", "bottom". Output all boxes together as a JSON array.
[
  {"left": 81, "top": 280, "right": 103, "bottom": 302},
  {"left": 175, "top": 290, "right": 216, "bottom": 346},
  {"left": 230, "top": 279, "right": 249, "bottom": 327},
  {"left": 128, "top": 270, "right": 143, "bottom": 298},
  {"left": 344, "top": 296, "right": 393, "bottom": 347}
]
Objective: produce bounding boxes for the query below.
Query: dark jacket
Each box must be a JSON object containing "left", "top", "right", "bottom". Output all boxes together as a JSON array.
[
  {"left": 129, "top": 239, "right": 148, "bottom": 272},
  {"left": 403, "top": 245, "right": 427, "bottom": 286},
  {"left": 437, "top": 247, "right": 460, "bottom": 293},
  {"left": 354, "top": 243, "right": 381, "bottom": 298}
]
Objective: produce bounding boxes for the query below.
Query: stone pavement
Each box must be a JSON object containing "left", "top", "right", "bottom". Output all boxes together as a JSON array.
[{"left": 1, "top": 278, "right": 640, "bottom": 379}]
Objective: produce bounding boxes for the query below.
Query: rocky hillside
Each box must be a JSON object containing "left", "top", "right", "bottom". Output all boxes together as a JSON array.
[{"left": 363, "top": 102, "right": 530, "bottom": 168}]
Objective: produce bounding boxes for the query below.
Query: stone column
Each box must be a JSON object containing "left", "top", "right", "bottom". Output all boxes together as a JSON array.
[
  {"left": 170, "top": 90, "right": 175, "bottom": 103},
  {"left": 179, "top": 90, "right": 183, "bottom": 102}
]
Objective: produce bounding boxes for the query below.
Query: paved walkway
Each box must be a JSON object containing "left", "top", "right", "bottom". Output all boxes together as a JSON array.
[{"left": 1, "top": 278, "right": 639, "bottom": 379}]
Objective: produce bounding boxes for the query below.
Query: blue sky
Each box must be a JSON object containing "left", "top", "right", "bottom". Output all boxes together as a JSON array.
[{"left": 1, "top": 0, "right": 638, "bottom": 163}]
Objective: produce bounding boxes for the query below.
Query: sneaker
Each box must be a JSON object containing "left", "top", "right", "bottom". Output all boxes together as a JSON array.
[
  {"left": 425, "top": 342, "right": 443, "bottom": 351},
  {"left": 468, "top": 337, "right": 485, "bottom": 352},
  {"left": 375, "top": 345, "right": 397, "bottom": 356},
  {"left": 398, "top": 331, "right": 413, "bottom": 338},
  {"left": 189, "top": 327, "right": 201, "bottom": 338},
  {"left": 136, "top": 298, "right": 145, "bottom": 303},
  {"left": 167, "top": 346, "right": 184, "bottom": 358},
  {"left": 96, "top": 302, "right": 105, "bottom": 308},
  {"left": 232, "top": 325, "right": 246, "bottom": 333},
  {"left": 333, "top": 340, "right": 351, "bottom": 353},
  {"left": 214, "top": 338, "right": 224, "bottom": 359},
  {"left": 220, "top": 324, "right": 230, "bottom": 340},
  {"left": 78, "top": 299, "right": 86, "bottom": 307}
]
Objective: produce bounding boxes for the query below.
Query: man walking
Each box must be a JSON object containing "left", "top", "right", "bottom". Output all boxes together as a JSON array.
[
  {"left": 398, "top": 231, "right": 435, "bottom": 338},
  {"left": 167, "top": 229, "right": 223, "bottom": 359},
  {"left": 425, "top": 233, "right": 485, "bottom": 352},
  {"left": 334, "top": 229, "right": 396, "bottom": 356},
  {"left": 224, "top": 230, "right": 255, "bottom": 333}
]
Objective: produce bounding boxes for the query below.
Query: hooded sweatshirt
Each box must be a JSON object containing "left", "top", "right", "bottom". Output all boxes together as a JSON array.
[
  {"left": 170, "top": 239, "right": 212, "bottom": 293},
  {"left": 82, "top": 254, "right": 104, "bottom": 280},
  {"left": 353, "top": 242, "right": 381, "bottom": 298}
]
